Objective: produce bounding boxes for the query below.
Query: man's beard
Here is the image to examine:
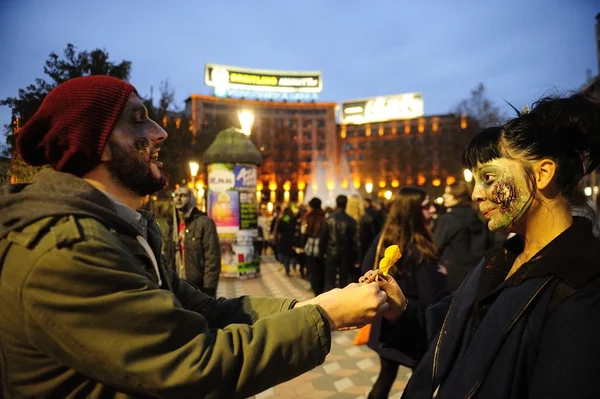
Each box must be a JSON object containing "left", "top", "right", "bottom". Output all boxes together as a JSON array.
[{"left": 105, "top": 138, "right": 166, "bottom": 197}]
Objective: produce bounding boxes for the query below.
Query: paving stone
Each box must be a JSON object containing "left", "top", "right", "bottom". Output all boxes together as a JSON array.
[{"left": 333, "top": 377, "right": 354, "bottom": 392}]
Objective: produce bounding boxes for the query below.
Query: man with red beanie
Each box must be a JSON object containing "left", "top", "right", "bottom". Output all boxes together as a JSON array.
[{"left": 0, "top": 75, "right": 390, "bottom": 398}]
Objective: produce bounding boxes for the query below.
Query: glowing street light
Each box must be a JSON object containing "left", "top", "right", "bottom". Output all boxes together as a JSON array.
[
  {"left": 189, "top": 161, "right": 200, "bottom": 206},
  {"left": 238, "top": 109, "right": 255, "bottom": 136},
  {"left": 463, "top": 169, "right": 473, "bottom": 183},
  {"left": 365, "top": 182, "right": 373, "bottom": 194}
]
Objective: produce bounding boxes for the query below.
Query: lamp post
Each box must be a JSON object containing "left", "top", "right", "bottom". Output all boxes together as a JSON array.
[
  {"left": 189, "top": 161, "right": 200, "bottom": 206},
  {"left": 238, "top": 109, "right": 255, "bottom": 136}
]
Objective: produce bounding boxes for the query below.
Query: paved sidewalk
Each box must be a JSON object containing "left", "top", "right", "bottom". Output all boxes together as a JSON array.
[{"left": 216, "top": 256, "right": 411, "bottom": 399}]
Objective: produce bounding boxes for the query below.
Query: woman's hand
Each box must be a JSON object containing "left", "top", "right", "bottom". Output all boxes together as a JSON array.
[{"left": 359, "top": 270, "right": 407, "bottom": 322}]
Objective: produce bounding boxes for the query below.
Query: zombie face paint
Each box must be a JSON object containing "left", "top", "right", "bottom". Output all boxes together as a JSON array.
[
  {"left": 173, "top": 188, "right": 191, "bottom": 211},
  {"left": 106, "top": 94, "right": 168, "bottom": 196},
  {"left": 472, "top": 159, "right": 533, "bottom": 232}
]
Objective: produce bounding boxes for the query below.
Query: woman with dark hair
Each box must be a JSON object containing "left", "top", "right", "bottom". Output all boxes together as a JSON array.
[
  {"left": 361, "top": 93, "right": 600, "bottom": 398},
  {"left": 433, "top": 180, "right": 488, "bottom": 292},
  {"left": 361, "top": 187, "right": 445, "bottom": 399}
]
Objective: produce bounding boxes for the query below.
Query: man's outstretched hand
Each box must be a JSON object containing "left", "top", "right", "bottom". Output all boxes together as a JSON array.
[{"left": 295, "top": 282, "right": 389, "bottom": 330}]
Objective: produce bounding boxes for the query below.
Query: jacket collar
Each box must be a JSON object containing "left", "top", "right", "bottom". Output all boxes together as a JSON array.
[{"left": 486, "top": 217, "right": 600, "bottom": 289}]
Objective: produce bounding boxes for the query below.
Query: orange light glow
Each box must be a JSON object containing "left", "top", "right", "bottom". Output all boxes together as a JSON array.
[
  {"left": 446, "top": 176, "right": 456, "bottom": 185},
  {"left": 391, "top": 179, "right": 400, "bottom": 188},
  {"left": 432, "top": 178, "right": 441, "bottom": 187}
]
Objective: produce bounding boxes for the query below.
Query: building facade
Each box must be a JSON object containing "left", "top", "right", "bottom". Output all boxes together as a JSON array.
[
  {"left": 185, "top": 94, "right": 338, "bottom": 203},
  {"left": 340, "top": 114, "right": 471, "bottom": 199}
]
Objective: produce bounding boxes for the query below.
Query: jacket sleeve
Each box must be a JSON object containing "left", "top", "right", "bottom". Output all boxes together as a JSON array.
[
  {"left": 200, "top": 217, "right": 221, "bottom": 290},
  {"left": 166, "top": 265, "right": 299, "bottom": 328},
  {"left": 379, "top": 293, "right": 453, "bottom": 361},
  {"left": 23, "top": 231, "right": 331, "bottom": 399},
  {"left": 529, "top": 288, "right": 600, "bottom": 397},
  {"left": 433, "top": 214, "right": 461, "bottom": 254},
  {"left": 414, "top": 258, "right": 446, "bottom": 307}
]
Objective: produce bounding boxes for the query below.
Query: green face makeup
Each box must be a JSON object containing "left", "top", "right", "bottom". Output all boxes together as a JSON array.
[{"left": 476, "top": 162, "right": 532, "bottom": 232}]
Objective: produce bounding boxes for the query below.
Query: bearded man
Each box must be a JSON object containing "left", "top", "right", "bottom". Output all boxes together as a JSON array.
[
  {"left": 0, "top": 76, "right": 390, "bottom": 398},
  {"left": 165, "top": 186, "right": 221, "bottom": 298}
]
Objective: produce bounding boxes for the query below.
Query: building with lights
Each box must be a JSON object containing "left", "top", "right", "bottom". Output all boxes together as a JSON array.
[
  {"left": 179, "top": 64, "right": 477, "bottom": 204},
  {"left": 339, "top": 94, "right": 473, "bottom": 200},
  {"left": 185, "top": 94, "right": 338, "bottom": 204}
]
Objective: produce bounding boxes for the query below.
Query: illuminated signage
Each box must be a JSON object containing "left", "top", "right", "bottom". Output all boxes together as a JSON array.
[
  {"left": 341, "top": 93, "right": 424, "bottom": 124},
  {"left": 205, "top": 64, "right": 323, "bottom": 93}
]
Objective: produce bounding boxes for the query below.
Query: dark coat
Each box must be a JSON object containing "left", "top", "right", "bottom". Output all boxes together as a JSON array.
[
  {"left": 358, "top": 207, "right": 382, "bottom": 264},
  {"left": 165, "top": 208, "right": 221, "bottom": 292},
  {"left": 433, "top": 205, "right": 488, "bottom": 292},
  {"left": 319, "top": 209, "right": 357, "bottom": 262},
  {"left": 362, "top": 233, "right": 446, "bottom": 366},
  {"left": 275, "top": 215, "right": 297, "bottom": 257},
  {"left": 381, "top": 217, "right": 600, "bottom": 398}
]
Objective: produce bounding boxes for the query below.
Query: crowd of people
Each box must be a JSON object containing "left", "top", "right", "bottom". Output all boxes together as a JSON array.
[{"left": 1, "top": 75, "right": 600, "bottom": 398}]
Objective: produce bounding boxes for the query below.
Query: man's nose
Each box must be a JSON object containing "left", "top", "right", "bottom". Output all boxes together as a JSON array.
[{"left": 150, "top": 120, "right": 168, "bottom": 143}]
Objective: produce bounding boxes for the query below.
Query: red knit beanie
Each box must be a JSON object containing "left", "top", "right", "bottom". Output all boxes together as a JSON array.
[{"left": 17, "top": 75, "right": 137, "bottom": 176}]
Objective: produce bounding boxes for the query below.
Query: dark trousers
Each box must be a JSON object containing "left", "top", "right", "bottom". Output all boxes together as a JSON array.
[
  {"left": 324, "top": 254, "right": 350, "bottom": 291},
  {"left": 368, "top": 356, "right": 401, "bottom": 399},
  {"left": 307, "top": 256, "right": 325, "bottom": 295}
]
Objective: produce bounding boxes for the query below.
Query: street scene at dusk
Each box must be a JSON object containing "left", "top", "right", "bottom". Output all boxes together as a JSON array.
[{"left": 1, "top": 1, "right": 600, "bottom": 398}]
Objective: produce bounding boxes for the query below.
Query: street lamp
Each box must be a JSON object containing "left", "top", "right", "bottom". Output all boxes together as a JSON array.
[
  {"left": 189, "top": 161, "right": 200, "bottom": 206},
  {"left": 238, "top": 109, "right": 255, "bottom": 136},
  {"left": 463, "top": 169, "right": 473, "bottom": 183}
]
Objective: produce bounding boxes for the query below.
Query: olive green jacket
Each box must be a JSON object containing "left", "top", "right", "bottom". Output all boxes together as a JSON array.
[{"left": 0, "top": 169, "right": 330, "bottom": 398}]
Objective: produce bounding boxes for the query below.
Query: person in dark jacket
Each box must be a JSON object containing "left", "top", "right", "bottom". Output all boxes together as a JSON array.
[
  {"left": 0, "top": 76, "right": 392, "bottom": 398},
  {"left": 361, "top": 187, "right": 446, "bottom": 399},
  {"left": 361, "top": 93, "right": 600, "bottom": 398},
  {"left": 276, "top": 207, "right": 298, "bottom": 276},
  {"left": 304, "top": 197, "right": 326, "bottom": 295},
  {"left": 360, "top": 197, "right": 384, "bottom": 261},
  {"left": 165, "top": 186, "right": 221, "bottom": 298},
  {"left": 320, "top": 195, "right": 359, "bottom": 291},
  {"left": 433, "top": 180, "right": 488, "bottom": 292}
]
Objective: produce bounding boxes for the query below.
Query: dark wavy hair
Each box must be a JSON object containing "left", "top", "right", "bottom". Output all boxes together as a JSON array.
[
  {"left": 376, "top": 187, "right": 437, "bottom": 273},
  {"left": 462, "top": 93, "right": 600, "bottom": 198}
]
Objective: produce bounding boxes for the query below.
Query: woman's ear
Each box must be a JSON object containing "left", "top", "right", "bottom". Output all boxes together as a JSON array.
[{"left": 534, "top": 158, "right": 557, "bottom": 191}]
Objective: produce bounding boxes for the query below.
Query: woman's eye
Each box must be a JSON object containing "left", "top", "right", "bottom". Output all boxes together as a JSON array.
[{"left": 483, "top": 174, "right": 494, "bottom": 184}]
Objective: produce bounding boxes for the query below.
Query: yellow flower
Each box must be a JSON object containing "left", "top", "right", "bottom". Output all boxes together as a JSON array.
[{"left": 378, "top": 245, "right": 402, "bottom": 276}]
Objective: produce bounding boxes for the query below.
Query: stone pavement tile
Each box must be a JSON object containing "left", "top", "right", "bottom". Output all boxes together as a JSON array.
[
  {"left": 356, "top": 357, "right": 376, "bottom": 371},
  {"left": 311, "top": 374, "right": 338, "bottom": 391},
  {"left": 330, "top": 368, "right": 359, "bottom": 377},
  {"left": 333, "top": 377, "right": 354, "bottom": 392},
  {"left": 294, "top": 380, "right": 317, "bottom": 397},
  {"left": 322, "top": 361, "right": 341, "bottom": 374},
  {"left": 254, "top": 388, "right": 276, "bottom": 398},
  {"left": 346, "top": 372, "right": 378, "bottom": 387},
  {"left": 270, "top": 386, "right": 300, "bottom": 398},
  {"left": 323, "top": 354, "right": 346, "bottom": 362},
  {"left": 337, "top": 358, "right": 363, "bottom": 370},
  {"left": 343, "top": 385, "right": 371, "bottom": 395}
]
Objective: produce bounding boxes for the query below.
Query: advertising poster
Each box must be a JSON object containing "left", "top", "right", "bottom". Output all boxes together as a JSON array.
[
  {"left": 208, "top": 163, "right": 260, "bottom": 279},
  {"left": 208, "top": 190, "right": 239, "bottom": 231}
]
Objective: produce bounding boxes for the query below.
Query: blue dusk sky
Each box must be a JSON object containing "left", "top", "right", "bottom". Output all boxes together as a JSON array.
[{"left": 0, "top": 0, "right": 597, "bottom": 131}]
